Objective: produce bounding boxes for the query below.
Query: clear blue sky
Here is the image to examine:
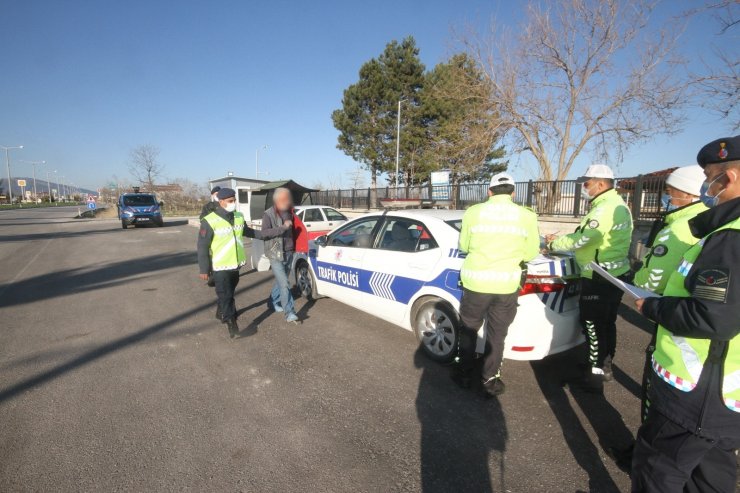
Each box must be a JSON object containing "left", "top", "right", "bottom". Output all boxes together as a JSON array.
[{"left": 0, "top": 0, "right": 733, "bottom": 192}]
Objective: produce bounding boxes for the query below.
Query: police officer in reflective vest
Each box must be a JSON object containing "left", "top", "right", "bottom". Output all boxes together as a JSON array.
[
  {"left": 633, "top": 165, "right": 707, "bottom": 420},
  {"left": 546, "top": 164, "right": 633, "bottom": 392},
  {"left": 631, "top": 135, "right": 740, "bottom": 492},
  {"left": 197, "top": 188, "right": 264, "bottom": 338},
  {"left": 454, "top": 172, "right": 540, "bottom": 396}
]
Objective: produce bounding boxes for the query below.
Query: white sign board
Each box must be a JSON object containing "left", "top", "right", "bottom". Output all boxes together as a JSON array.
[{"left": 431, "top": 171, "right": 451, "bottom": 201}]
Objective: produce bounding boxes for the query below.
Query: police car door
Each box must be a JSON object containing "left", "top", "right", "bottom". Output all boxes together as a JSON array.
[
  {"left": 314, "top": 216, "right": 381, "bottom": 306},
  {"left": 359, "top": 217, "right": 441, "bottom": 326}
]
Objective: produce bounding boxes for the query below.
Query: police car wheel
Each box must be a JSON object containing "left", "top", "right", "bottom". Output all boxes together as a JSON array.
[
  {"left": 295, "top": 261, "right": 315, "bottom": 300},
  {"left": 121, "top": 220, "right": 127, "bottom": 230},
  {"left": 413, "top": 299, "right": 458, "bottom": 363}
]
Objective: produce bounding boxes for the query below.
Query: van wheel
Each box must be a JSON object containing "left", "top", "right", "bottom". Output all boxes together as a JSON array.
[
  {"left": 412, "top": 299, "right": 459, "bottom": 363},
  {"left": 121, "top": 221, "right": 128, "bottom": 229}
]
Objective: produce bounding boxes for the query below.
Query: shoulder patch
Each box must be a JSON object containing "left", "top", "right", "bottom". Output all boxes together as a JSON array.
[
  {"left": 652, "top": 244, "right": 668, "bottom": 257},
  {"left": 588, "top": 219, "right": 600, "bottom": 229},
  {"left": 692, "top": 268, "right": 730, "bottom": 303}
]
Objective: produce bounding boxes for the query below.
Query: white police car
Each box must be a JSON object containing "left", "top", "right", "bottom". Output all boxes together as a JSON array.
[{"left": 293, "top": 209, "right": 583, "bottom": 362}]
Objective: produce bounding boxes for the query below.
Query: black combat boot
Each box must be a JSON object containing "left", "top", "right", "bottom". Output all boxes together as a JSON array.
[
  {"left": 482, "top": 377, "right": 506, "bottom": 397},
  {"left": 215, "top": 306, "right": 222, "bottom": 321},
  {"left": 226, "top": 318, "right": 239, "bottom": 339}
]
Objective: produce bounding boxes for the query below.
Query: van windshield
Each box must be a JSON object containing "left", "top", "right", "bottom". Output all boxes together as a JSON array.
[{"left": 123, "top": 195, "right": 157, "bottom": 206}]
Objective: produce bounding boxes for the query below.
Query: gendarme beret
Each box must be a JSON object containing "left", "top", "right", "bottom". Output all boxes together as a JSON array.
[
  {"left": 697, "top": 135, "right": 740, "bottom": 168},
  {"left": 216, "top": 188, "right": 235, "bottom": 200},
  {"left": 210, "top": 186, "right": 221, "bottom": 194}
]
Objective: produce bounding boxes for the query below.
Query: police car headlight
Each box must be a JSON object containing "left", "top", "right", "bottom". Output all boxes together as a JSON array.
[{"left": 122, "top": 210, "right": 134, "bottom": 216}]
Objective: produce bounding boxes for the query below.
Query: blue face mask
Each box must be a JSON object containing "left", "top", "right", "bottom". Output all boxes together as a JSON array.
[
  {"left": 660, "top": 193, "right": 677, "bottom": 212},
  {"left": 700, "top": 172, "right": 727, "bottom": 208}
]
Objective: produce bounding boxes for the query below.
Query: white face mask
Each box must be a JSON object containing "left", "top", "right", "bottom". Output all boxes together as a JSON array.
[
  {"left": 580, "top": 186, "right": 592, "bottom": 201},
  {"left": 224, "top": 202, "right": 237, "bottom": 213}
]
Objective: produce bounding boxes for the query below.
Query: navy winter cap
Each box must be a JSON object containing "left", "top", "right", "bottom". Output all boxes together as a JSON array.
[{"left": 216, "top": 188, "right": 236, "bottom": 200}]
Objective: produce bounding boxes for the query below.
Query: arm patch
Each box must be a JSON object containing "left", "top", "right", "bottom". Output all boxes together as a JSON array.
[
  {"left": 692, "top": 268, "right": 730, "bottom": 303},
  {"left": 588, "top": 219, "right": 599, "bottom": 229}
]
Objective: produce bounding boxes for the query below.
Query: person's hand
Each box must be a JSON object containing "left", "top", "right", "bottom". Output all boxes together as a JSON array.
[
  {"left": 283, "top": 219, "right": 292, "bottom": 228},
  {"left": 635, "top": 298, "right": 645, "bottom": 313},
  {"left": 199, "top": 273, "right": 209, "bottom": 281},
  {"left": 544, "top": 234, "right": 557, "bottom": 244}
]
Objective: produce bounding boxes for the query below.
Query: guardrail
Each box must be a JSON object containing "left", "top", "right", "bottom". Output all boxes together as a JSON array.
[{"left": 311, "top": 175, "right": 668, "bottom": 222}]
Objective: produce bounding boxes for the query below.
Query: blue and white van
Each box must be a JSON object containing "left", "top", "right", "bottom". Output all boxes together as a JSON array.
[{"left": 117, "top": 192, "right": 164, "bottom": 229}]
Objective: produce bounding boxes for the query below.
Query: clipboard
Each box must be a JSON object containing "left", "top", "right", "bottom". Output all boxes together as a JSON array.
[{"left": 588, "top": 262, "right": 661, "bottom": 302}]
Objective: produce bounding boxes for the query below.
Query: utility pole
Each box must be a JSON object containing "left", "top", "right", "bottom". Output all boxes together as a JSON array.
[
  {"left": 1, "top": 145, "right": 23, "bottom": 204},
  {"left": 255, "top": 145, "right": 268, "bottom": 178},
  {"left": 395, "top": 99, "right": 405, "bottom": 197},
  {"left": 20, "top": 160, "right": 45, "bottom": 202}
]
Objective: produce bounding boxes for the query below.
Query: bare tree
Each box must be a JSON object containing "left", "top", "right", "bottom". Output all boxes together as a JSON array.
[
  {"left": 346, "top": 166, "right": 367, "bottom": 189},
  {"left": 685, "top": 1, "right": 739, "bottom": 130},
  {"left": 460, "top": 0, "right": 688, "bottom": 182},
  {"left": 128, "top": 144, "right": 164, "bottom": 190}
]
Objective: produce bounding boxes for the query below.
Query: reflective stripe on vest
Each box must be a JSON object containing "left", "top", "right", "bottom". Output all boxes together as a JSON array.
[{"left": 652, "top": 356, "right": 696, "bottom": 392}]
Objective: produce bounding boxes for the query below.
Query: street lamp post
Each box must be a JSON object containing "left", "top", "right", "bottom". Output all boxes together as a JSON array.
[
  {"left": 20, "top": 160, "right": 45, "bottom": 202},
  {"left": 255, "top": 145, "right": 269, "bottom": 178},
  {"left": 395, "top": 99, "right": 407, "bottom": 196},
  {"left": 54, "top": 170, "right": 61, "bottom": 204},
  {"left": 46, "top": 169, "right": 54, "bottom": 203},
  {"left": 1, "top": 145, "right": 23, "bottom": 204}
]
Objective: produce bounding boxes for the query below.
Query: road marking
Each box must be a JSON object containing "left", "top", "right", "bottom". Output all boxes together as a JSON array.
[
  {"left": 0, "top": 238, "right": 52, "bottom": 298},
  {"left": 156, "top": 230, "right": 182, "bottom": 234}
]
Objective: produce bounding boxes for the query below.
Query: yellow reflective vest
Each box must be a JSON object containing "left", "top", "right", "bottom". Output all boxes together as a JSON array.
[
  {"left": 459, "top": 195, "right": 540, "bottom": 294},
  {"left": 204, "top": 211, "right": 247, "bottom": 271},
  {"left": 651, "top": 216, "right": 740, "bottom": 413},
  {"left": 550, "top": 189, "right": 633, "bottom": 279},
  {"left": 634, "top": 201, "right": 708, "bottom": 294}
]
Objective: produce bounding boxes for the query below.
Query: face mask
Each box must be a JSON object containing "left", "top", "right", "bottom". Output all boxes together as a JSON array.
[
  {"left": 660, "top": 193, "right": 678, "bottom": 212},
  {"left": 699, "top": 172, "right": 728, "bottom": 208},
  {"left": 224, "top": 202, "right": 237, "bottom": 213},
  {"left": 580, "top": 186, "right": 592, "bottom": 201}
]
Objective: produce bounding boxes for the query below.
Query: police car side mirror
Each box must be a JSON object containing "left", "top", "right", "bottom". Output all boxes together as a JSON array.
[
  {"left": 315, "top": 235, "right": 328, "bottom": 247},
  {"left": 159, "top": 201, "right": 164, "bottom": 206}
]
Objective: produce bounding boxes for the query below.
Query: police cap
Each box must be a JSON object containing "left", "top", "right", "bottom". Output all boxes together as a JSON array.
[
  {"left": 216, "top": 188, "right": 236, "bottom": 200},
  {"left": 697, "top": 135, "right": 740, "bottom": 168}
]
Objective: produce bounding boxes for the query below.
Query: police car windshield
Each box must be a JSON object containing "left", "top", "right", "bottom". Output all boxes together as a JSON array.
[
  {"left": 123, "top": 195, "right": 156, "bottom": 206},
  {"left": 445, "top": 220, "right": 462, "bottom": 231}
]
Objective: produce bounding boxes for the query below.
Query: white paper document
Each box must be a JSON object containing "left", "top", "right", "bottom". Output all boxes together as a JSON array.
[{"left": 588, "top": 262, "right": 661, "bottom": 302}]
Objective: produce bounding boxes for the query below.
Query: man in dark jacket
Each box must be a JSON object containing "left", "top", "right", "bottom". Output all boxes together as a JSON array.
[
  {"left": 632, "top": 135, "right": 740, "bottom": 492},
  {"left": 261, "top": 187, "right": 300, "bottom": 323}
]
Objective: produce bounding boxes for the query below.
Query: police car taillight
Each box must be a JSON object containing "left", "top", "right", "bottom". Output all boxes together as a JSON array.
[{"left": 519, "top": 276, "right": 567, "bottom": 296}]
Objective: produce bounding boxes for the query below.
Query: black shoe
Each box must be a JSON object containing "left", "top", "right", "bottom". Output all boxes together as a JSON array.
[
  {"left": 215, "top": 307, "right": 222, "bottom": 321},
  {"left": 482, "top": 377, "right": 506, "bottom": 397},
  {"left": 226, "top": 319, "right": 239, "bottom": 339}
]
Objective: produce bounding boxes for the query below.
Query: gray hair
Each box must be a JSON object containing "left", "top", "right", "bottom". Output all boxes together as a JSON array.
[{"left": 273, "top": 187, "right": 292, "bottom": 203}]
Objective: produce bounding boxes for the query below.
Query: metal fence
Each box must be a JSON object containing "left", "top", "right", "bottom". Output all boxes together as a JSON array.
[{"left": 311, "top": 174, "right": 668, "bottom": 222}]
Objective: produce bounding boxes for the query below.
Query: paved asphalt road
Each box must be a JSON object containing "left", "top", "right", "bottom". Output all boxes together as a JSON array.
[{"left": 0, "top": 206, "right": 695, "bottom": 492}]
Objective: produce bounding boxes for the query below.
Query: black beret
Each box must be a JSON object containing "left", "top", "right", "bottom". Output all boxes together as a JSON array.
[
  {"left": 216, "top": 188, "right": 235, "bottom": 200},
  {"left": 697, "top": 135, "right": 740, "bottom": 168},
  {"left": 210, "top": 186, "right": 221, "bottom": 194}
]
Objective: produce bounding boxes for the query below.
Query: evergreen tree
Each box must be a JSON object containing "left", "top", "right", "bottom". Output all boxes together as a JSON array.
[{"left": 332, "top": 37, "right": 426, "bottom": 197}]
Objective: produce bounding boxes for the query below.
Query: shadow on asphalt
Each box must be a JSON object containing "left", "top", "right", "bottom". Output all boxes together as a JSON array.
[
  {"left": 530, "top": 345, "right": 634, "bottom": 492},
  {"left": 414, "top": 348, "right": 507, "bottom": 493},
  {"left": 0, "top": 252, "right": 196, "bottom": 308},
  {"left": 617, "top": 304, "right": 654, "bottom": 335},
  {"left": 0, "top": 274, "right": 274, "bottom": 403},
  {"left": 0, "top": 227, "right": 124, "bottom": 242}
]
